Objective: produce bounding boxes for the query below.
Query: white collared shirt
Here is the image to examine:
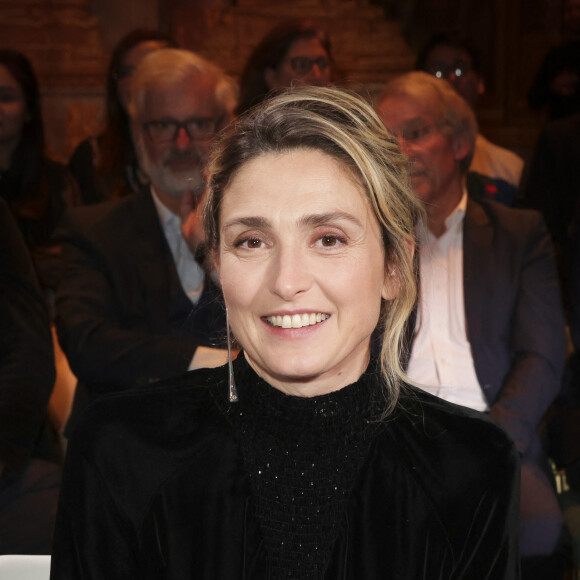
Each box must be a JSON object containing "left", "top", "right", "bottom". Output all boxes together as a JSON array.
[
  {"left": 151, "top": 187, "right": 205, "bottom": 305},
  {"left": 407, "top": 192, "right": 489, "bottom": 412}
]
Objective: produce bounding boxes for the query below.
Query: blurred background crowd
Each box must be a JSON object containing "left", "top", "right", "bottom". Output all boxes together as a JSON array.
[{"left": 1, "top": 0, "right": 580, "bottom": 578}]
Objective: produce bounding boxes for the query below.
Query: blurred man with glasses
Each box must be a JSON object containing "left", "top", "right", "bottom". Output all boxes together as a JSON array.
[
  {"left": 56, "top": 49, "right": 236, "bottom": 434},
  {"left": 416, "top": 32, "right": 524, "bottom": 206}
]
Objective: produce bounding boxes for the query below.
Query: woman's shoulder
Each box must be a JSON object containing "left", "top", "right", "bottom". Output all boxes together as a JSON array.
[
  {"left": 363, "top": 387, "right": 520, "bottom": 573},
  {"left": 385, "top": 385, "right": 519, "bottom": 485},
  {"left": 72, "top": 366, "right": 231, "bottom": 458},
  {"left": 62, "top": 367, "right": 234, "bottom": 527},
  {"left": 396, "top": 384, "right": 511, "bottom": 434}
]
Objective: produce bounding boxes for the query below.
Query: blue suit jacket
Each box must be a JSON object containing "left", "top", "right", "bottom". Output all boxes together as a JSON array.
[{"left": 407, "top": 198, "right": 566, "bottom": 462}]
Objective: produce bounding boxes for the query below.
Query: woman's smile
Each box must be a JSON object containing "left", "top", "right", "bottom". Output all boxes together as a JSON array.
[{"left": 264, "top": 312, "right": 330, "bottom": 329}]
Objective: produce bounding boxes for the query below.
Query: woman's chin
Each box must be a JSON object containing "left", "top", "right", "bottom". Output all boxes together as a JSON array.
[{"left": 244, "top": 348, "right": 366, "bottom": 397}]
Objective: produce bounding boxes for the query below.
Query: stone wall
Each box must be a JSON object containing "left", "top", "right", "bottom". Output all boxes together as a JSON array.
[
  {"left": 0, "top": 0, "right": 566, "bottom": 163},
  {"left": 0, "top": 0, "right": 109, "bottom": 160},
  {"left": 0, "top": 0, "right": 160, "bottom": 161},
  {"left": 0, "top": 0, "right": 416, "bottom": 160},
  {"left": 170, "top": 0, "right": 415, "bottom": 98}
]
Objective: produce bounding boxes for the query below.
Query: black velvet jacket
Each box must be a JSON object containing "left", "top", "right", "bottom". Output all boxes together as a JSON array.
[{"left": 51, "top": 357, "right": 520, "bottom": 579}]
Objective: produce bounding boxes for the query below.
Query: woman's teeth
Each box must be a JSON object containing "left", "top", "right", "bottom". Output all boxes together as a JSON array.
[{"left": 266, "top": 313, "right": 330, "bottom": 329}]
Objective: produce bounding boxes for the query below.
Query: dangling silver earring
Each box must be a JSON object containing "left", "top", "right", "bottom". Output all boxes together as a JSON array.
[{"left": 226, "top": 308, "right": 238, "bottom": 403}]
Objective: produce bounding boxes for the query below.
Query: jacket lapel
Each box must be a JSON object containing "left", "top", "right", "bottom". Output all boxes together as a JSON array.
[
  {"left": 132, "top": 187, "right": 191, "bottom": 332},
  {"left": 402, "top": 200, "right": 493, "bottom": 371},
  {"left": 462, "top": 199, "right": 493, "bottom": 347}
]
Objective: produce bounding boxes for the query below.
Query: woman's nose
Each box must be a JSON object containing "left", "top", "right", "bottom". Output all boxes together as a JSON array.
[{"left": 269, "top": 245, "right": 313, "bottom": 300}]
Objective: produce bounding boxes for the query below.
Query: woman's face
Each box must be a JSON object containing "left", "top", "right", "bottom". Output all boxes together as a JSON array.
[
  {"left": 117, "top": 40, "right": 168, "bottom": 112},
  {"left": 0, "top": 64, "right": 27, "bottom": 154},
  {"left": 266, "top": 37, "right": 331, "bottom": 91},
  {"left": 216, "top": 148, "right": 397, "bottom": 397}
]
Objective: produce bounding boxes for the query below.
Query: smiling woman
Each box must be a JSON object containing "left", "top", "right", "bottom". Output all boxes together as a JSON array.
[
  {"left": 51, "top": 87, "right": 521, "bottom": 579},
  {"left": 215, "top": 149, "right": 393, "bottom": 397}
]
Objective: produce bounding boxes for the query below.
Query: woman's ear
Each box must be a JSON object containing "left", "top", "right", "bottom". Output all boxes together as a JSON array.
[
  {"left": 381, "top": 240, "right": 414, "bottom": 301},
  {"left": 381, "top": 272, "right": 400, "bottom": 301}
]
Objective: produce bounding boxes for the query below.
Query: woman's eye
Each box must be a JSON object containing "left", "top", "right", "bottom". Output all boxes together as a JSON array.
[
  {"left": 316, "top": 234, "right": 345, "bottom": 248},
  {"left": 237, "top": 237, "right": 263, "bottom": 249}
]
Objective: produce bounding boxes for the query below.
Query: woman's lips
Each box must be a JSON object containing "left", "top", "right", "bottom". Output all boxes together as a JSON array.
[{"left": 264, "top": 313, "right": 330, "bottom": 329}]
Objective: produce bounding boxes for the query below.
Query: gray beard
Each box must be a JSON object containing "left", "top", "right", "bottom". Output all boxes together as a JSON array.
[{"left": 135, "top": 134, "right": 206, "bottom": 199}]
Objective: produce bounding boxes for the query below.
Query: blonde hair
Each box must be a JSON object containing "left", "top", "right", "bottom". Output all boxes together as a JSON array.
[
  {"left": 204, "top": 86, "right": 423, "bottom": 415},
  {"left": 128, "top": 48, "right": 238, "bottom": 122},
  {"left": 379, "top": 71, "right": 478, "bottom": 173}
]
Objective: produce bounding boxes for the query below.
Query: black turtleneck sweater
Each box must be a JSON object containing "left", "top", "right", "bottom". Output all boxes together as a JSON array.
[
  {"left": 231, "top": 357, "right": 382, "bottom": 578},
  {"left": 51, "top": 357, "right": 521, "bottom": 579}
]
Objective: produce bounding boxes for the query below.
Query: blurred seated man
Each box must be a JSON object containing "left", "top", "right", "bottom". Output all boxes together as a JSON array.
[
  {"left": 56, "top": 49, "right": 236, "bottom": 434},
  {"left": 416, "top": 32, "right": 524, "bottom": 206},
  {"left": 376, "top": 72, "right": 567, "bottom": 580},
  {"left": 0, "top": 197, "right": 60, "bottom": 554}
]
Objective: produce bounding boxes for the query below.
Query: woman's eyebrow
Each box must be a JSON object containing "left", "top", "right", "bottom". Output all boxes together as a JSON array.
[
  {"left": 222, "top": 216, "right": 271, "bottom": 231},
  {"left": 298, "top": 212, "right": 363, "bottom": 228},
  {"left": 222, "top": 212, "right": 363, "bottom": 231}
]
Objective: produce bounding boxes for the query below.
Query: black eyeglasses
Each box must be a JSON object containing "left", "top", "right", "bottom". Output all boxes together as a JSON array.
[
  {"left": 143, "top": 117, "right": 219, "bottom": 143},
  {"left": 289, "top": 56, "right": 329, "bottom": 76},
  {"left": 426, "top": 60, "right": 472, "bottom": 80}
]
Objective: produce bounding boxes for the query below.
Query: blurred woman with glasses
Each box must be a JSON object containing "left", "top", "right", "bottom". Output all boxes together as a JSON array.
[{"left": 236, "top": 19, "right": 332, "bottom": 115}]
